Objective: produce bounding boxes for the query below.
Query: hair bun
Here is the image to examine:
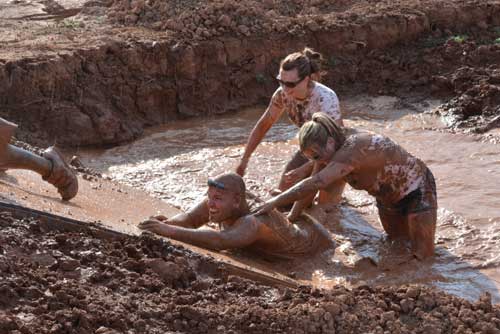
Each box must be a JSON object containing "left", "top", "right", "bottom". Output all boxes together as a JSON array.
[{"left": 303, "top": 47, "right": 322, "bottom": 61}]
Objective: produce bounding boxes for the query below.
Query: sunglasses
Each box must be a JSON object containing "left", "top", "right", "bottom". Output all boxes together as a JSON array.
[
  {"left": 207, "top": 179, "right": 225, "bottom": 190},
  {"left": 276, "top": 75, "right": 305, "bottom": 88}
]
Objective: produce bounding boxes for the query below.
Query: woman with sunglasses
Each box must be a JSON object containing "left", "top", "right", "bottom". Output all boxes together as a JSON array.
[
  {"left": 254, "top": 113, "right": 437, "bottom": 260},
  {"left": 236, "top": 47, "right": 344, "bottom": 203}
]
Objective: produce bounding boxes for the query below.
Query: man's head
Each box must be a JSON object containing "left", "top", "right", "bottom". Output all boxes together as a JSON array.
[{"left": 207, "top": 172, "right": 248, "bottom": 222}]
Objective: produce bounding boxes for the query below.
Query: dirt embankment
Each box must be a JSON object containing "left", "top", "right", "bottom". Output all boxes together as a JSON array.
[
  {"left": 1, "top": 212, "right": 499, "bottom": 334},
  {"left": 0, "top": 0, "right": 499, "bottom": 147}
]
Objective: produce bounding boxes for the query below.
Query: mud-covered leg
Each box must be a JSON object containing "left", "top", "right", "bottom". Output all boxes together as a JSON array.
[
  {"left": 408, "top": 209, "right": 437, "bottom": 260},
  {"left": 378, "top": 209, "right": 410, "bottom": 240},
  {"left": 0, "top": 144, "right": 52, "bottom": 177}
]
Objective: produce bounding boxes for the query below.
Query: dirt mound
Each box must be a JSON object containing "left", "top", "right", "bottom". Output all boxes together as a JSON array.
[
  {"left": 1, "top": 211, "right": 499, "bottom": 333},
  {"left": 108, "top": 0, "right": 353, "bottom": 41},
  {"left": 435, "top": 63, "right": 500, "bottom": 133}
]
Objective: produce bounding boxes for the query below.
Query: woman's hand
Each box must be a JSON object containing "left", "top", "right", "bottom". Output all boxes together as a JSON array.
[
  {"left": 235, "top": 158, "right": 248, "bottom": 177},
  {"left": 282, "top": 167, "right": 308, "bottom": 189},
  {"left": 252, "top": 199, "right": 278, "bottom": 216}
]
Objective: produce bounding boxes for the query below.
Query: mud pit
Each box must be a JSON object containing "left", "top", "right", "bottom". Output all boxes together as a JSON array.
[{"left": 1, "top": 0, "right": 500, "bottom": 332}]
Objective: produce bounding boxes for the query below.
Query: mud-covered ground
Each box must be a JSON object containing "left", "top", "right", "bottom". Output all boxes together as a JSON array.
[{"left": 1, "top": 212, "right": 499, "bottom": 334}]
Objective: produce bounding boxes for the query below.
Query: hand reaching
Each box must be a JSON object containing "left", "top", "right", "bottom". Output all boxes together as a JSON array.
[
  {"left": 138, "top": 218, "right": 173, "bottom": 237},
  {"left": 235, "top": 158, "right": 248, "bottom": 177},
  {"left": 252, "top": 199, "right": 277, "bottom": 216}
]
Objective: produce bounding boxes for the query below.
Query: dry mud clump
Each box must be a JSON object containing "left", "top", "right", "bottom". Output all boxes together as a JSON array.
[
  {"left": 1, "top": 212, "right": 500, "bottom": 333},
  {"left": 108, "top": 0, "right": 363, "bottom": 41}
]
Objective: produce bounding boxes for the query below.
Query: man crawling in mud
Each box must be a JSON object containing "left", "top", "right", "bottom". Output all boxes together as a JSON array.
[
  {"left": 0, "top": 117, "right": 78, "bottom": 200},
  {"left": 138, "top": 172, "right": 334, "bottom": 260},
  {"left": 255, "top": 113, "right": 437, "bottom": 260}
]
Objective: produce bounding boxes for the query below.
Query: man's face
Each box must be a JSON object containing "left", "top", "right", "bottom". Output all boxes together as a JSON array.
[
  {"left": 207, "top": 186, "right": 239, "bottom": 222},
  {"left": 277, "top": 68, "right": 309, "bottom": 99}
]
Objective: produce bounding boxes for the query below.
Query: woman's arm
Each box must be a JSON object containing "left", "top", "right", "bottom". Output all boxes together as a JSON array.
[
  {"left": 255, "top": 161, "right": 354, "bottom": 215},
  {"left": 236, "top": 97, "right": 285, "bottom": 176},
  {"left": 287, "top": 161, "right": 324, "bottom": 221}
]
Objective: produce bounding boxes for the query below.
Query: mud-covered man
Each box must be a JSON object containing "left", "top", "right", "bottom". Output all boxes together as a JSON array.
[
  {"left": 0, "top": 117, "right": 78, "bottom": 200},
  {"left": 138, "top": 173, "right": 334, "bottom": 260}
]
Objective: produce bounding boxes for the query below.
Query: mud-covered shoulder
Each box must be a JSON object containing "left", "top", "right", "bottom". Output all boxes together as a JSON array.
[{"left": 330, "top": 130, "right": 368, "bottom": 167}]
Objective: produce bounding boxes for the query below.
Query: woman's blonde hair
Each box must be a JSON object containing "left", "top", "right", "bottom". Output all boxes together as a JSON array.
[
  {"left": 299, "top": 113, "right": 346, "bottom": 151},
  {"left": 280, "top": 47, "right": 323, "bottom": 81}
]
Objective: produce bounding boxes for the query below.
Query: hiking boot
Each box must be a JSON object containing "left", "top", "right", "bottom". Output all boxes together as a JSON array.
[{"left": 42, "top": 146, "right": 78, "bottom": 201}]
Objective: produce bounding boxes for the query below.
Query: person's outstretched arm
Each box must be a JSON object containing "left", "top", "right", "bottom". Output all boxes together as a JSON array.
[
  {"left": 149, "top": 198, "right": 210, "bottom": 229},
  {"left": 236, "top": 98, "right": 284, "bottom": 176},
  {"left": 254, "top": 161, "right": 354, "bottom": 215},
  {"left": 139, "top": 216, "right": 260, "bottom": 251}
]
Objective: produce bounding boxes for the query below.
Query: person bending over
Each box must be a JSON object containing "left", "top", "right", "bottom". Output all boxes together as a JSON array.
[
  {"left": 139, "top": 173, "right": 334, "bottom": 260},
  {"left": 0, "top": 117, "right": 78, "bottom": 200},
  {"left": 236, "top": 47, "right": 345, "bottom": 204},
  {"left": 254, "top": 113, "right": 437, "bottom": 260}
]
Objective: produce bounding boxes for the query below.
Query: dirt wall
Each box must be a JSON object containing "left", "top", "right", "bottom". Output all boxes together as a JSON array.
[{"left": 0, "top": 0, "right": 499, "bottom": 147}]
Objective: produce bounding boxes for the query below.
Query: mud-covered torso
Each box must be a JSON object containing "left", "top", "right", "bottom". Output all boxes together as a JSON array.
[
  {"left": 333, "top": 130, "right": 427, "bottom": 205},
  {"left": 248, "top": 211, "right": 333, "bottom": 260},
  {"left": 222, "top": 197, "right": 333, "bottom": 259},
  {"left": 271, "top": 82, "right": 341, "bottom": 127}
]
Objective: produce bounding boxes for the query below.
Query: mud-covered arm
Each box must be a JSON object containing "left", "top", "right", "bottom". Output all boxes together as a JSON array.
[
  {"left": 153, "top": 198, "right": 209, "bottom": 229},
  {"left": 140, "top": 216, "right": 260, "bottom": 251},
  {"left": 255, "top": 161, "right": 354, "bottom": 215},
  {"left": 236, "top": 92, "right": 285, "bottom": 176},
  {"left": 287, "top": 161, "right": 324, "bottom": 221}
]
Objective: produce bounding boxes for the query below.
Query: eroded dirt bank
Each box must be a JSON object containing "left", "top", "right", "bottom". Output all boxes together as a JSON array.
[
  {"left": 0, "top": 0, "right": 499, "bottom": 146},
  {"left": 1, "top": 213, "right": 499, "bottom": 334}
]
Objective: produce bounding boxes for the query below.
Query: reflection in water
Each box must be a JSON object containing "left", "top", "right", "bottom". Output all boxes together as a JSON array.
[{"left": 78, "top": 95, "right": 500, "bottom": 302}]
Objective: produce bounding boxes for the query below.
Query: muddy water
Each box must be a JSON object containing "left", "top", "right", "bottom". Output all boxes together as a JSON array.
[{"left": 78, "top": 95, "right": 500, "bottom": 303}]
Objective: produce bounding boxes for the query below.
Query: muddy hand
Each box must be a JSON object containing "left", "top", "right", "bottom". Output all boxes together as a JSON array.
[
  {"left": 138, "top": 219, "right": 163, "bottom": 233},
  {"left": 150, "top": 215, "right": 168, "bottom": 222},
  {"left": 252, "top": 200, "right": 277, "bottom": 216},
  {"left": 235, "top": 158, "right": 248, "bottom": 177},
  {"left": 282, "top": 169, "right": 301, "bottom": 189}
]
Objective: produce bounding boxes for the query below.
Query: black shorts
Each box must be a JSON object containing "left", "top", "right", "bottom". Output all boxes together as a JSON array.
[{"left": 377, "top": 168, "right": 437, "bottom": 216}]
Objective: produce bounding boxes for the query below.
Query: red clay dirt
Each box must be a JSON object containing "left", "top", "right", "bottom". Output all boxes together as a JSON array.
[
  {"left": 1, "top": 200, "right": 500, "bottom": 334},
  {"left": 0, "top": 168, "right": 299, "bottom": 287}
]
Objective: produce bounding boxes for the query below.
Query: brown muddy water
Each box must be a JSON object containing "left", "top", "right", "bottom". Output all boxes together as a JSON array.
[{"left": 76, "top": 95, "right": 500, "bottom": 303}]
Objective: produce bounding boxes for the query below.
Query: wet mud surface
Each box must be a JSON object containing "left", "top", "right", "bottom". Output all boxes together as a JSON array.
[{"left": 1, "top": 212, "right": 500, "bottom": 334}]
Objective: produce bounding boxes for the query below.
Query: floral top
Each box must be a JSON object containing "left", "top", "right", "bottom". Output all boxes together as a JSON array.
[{"left": 270, "top": 82, "right": 341, "bottom": 127}]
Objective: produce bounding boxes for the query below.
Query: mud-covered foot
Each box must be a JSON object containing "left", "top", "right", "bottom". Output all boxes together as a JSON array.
[{"left": 42, "top": 146, "right": 78, "bottom": 201}]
